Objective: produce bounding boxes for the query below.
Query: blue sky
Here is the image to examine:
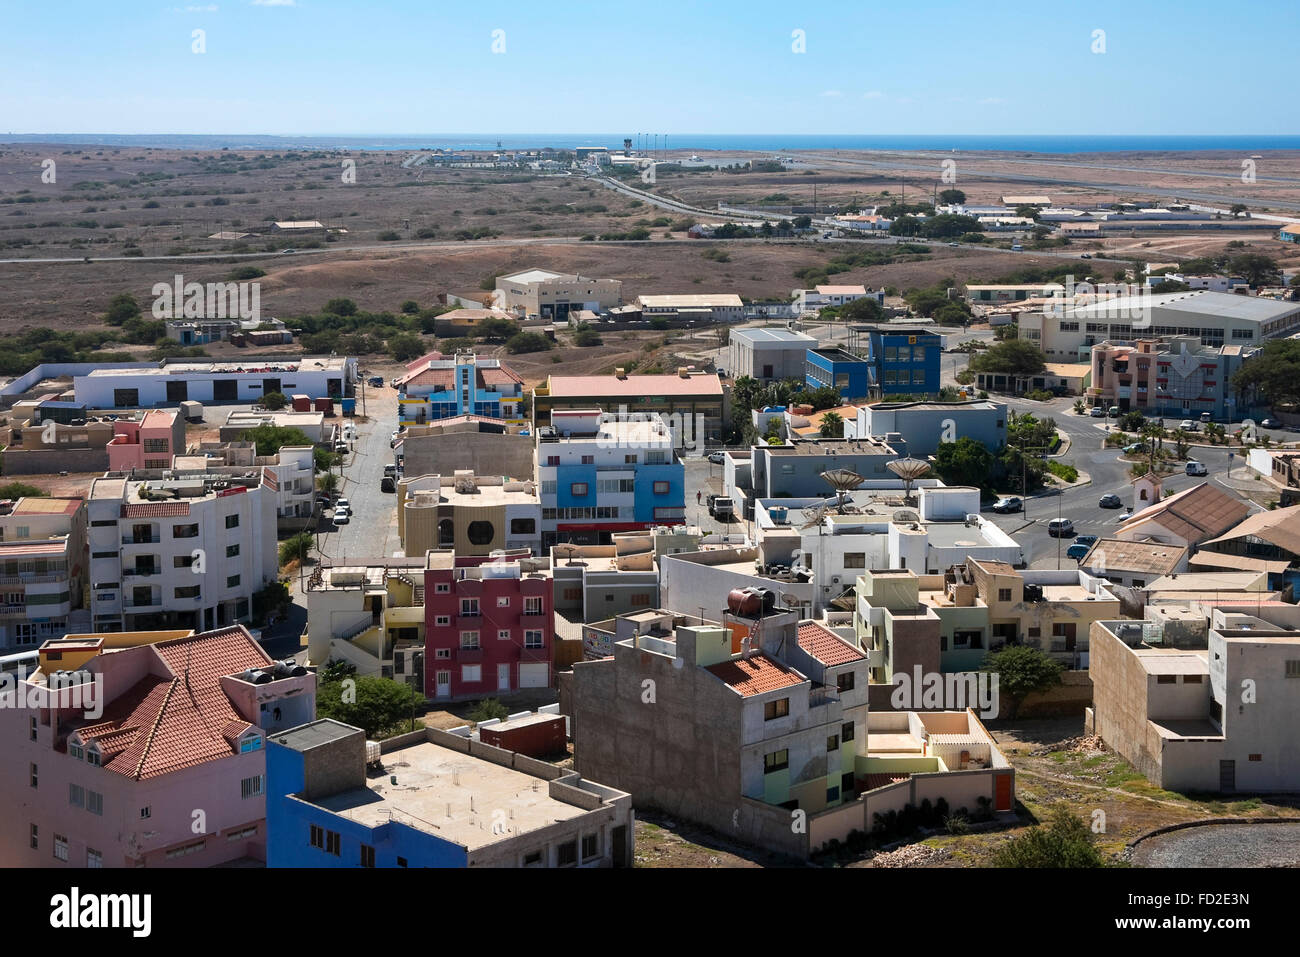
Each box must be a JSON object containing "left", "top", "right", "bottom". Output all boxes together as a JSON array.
[{"left": 1, "top": 0, "right": 1296, "bottom": 135}]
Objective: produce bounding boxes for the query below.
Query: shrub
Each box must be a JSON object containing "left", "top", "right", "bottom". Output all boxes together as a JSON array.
[
  {"left": 991, "top": 807, "right": 1106, "bottom": 867},
  {"left": 469, "top": 698, "right": 509, "bottom": 723}
]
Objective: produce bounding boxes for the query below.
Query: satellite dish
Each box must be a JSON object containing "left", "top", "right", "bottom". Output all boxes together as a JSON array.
[
  {"left": 820, "top": 468, "right": 865, "bottom": 513},
  {"left": 799, "top": 504, "right": 829, "bottom": 530},
  {"left": 886, "top": 457, "right": 932, "bottom": 503}
]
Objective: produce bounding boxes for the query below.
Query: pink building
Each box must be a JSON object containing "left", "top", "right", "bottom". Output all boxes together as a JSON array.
[
  {"left": 0, "top": 625, "right": 314, "bottom": 868},
  {"left": 424, "top": 553, "right": 553, "bottom": 700},
  {"left": 106, "top": 410, "right": 185, "bottom": 471}
]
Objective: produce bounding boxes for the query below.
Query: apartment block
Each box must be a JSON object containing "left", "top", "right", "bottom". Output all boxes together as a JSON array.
[
  {"left": 1087, "top": 336, "right": 1257, "bottom": 419},
  {"left": 550, "top": 526, "right": 702, "bottom": 622},
  {"left": 0, "top": 625, "right": 313, "bottom": 867},
  {"left": 105, "top": 410, "right": 187, "bottom": 471},
  {"left": 395, "top": 352, "right": 526, "bottom": 426},
  {"left": 86, "top": 468, "right": 277, "bottom": 633},
  {"left": 729, "top": 328, "right": 819, "bottom": 383},
  {"left": 303, "top": 557, "right": 428, "bottom": 679},
  {"left": 846, "top": 399, "right": 1007, "bottom": 457},
  {"left": 533, "top": 370, "right": 724, "bottom": 446},
  {"left": 1089, "top": 612, "right": 1300, "bottom": 793},
  {"left": 494, "top": 268, "right": 623, "bottom": 320},
  {"left": 424, "top": 551, "right": 554, "bottom": 701},
  {"left": 398, "top": 473, "right": 541, "bottom": 559},
  {"left": 537, "top": 411, "right": 684, "bottom": 548},
  {"left": 0, "top": 498, "right": 89, "bottom": 653},
  {"left": 74, "top": 355, "right": 356, "bottom": 408},
  {"left": 266, "top": 720, "right": 633, "bottom": 867}
]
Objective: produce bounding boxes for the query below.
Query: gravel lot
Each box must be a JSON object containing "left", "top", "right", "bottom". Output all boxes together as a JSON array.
[{"left": 1132, "top": 822, "right": 1300, "bottom": 868}]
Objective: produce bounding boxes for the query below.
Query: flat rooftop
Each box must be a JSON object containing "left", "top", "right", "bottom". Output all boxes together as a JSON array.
[
  {"left": 309, "top": 740, "right": 588, "bottom": 850},
  {"left": 500, "top": 268, "right": 571, "bottom": 284},
  {"left": 732, "top": 328, "right": 817, "bottom": 344},
  {"left": 85, "top": 356, "right": 350, "bottom": 377}
]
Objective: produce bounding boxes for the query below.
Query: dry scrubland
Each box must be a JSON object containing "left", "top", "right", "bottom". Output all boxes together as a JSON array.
[{"left": 1, "top": 143, "right": 1298, "bottom": 343}]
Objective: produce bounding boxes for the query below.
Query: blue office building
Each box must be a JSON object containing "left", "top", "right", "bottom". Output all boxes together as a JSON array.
[
  {"left": 267, "top": 719, "right": 635, "bottom": 868},
  {"left": 805, "top": 327, "right": 942, "bottom": 400},
  {"left": 396, "top": 352, "right": 526, "bottom": 426}
]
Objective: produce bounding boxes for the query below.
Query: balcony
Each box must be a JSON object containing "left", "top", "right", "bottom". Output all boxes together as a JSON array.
[
  {"left": 455, "top": 614, "right": 482, "bottom": 629},
  {"left": 124, "top": 599, "right": 162, "bottom": 609},
  {"left": 123, "top": 568, "right": 163, "bottom": 579},
  {"left": 0, "top": 573, "right": 67, "bottom": 586},
  {"left": 809, "top": 686, "right": 841, "bottom": 710},
  {"left": 122, "top": 535, "right": 160, "bottom": 545},
  {"left": 457, "top": 647, "right": 483, "bottom": 662},
  {"left": 519, "top": 645, "right": 550, "bottom": 662}
]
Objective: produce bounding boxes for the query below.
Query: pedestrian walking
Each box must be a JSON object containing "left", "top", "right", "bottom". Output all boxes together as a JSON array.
[{"left": 696, "top": 490, "right": 702, "bottom": 505}]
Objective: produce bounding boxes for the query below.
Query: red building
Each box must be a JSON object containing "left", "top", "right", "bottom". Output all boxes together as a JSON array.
[{"left": 424, "top": 554, "right": 554, "bottom": 701}]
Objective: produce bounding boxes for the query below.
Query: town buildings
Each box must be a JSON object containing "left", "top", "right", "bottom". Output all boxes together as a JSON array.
[
  {"left": 494, "top": 268, "right": 623, "bottom": 320},
  {"left": 0, "top": 625, "right": 313, "bottom": 867},
  {"left": 398, "top": 419, "right": 535, "bottom": 481},
  {"left": 793, "top": 285, "right": 878, "bottom": 312},
  {"left": 105, "top": 410, "right": 187, "bottom": 472},
  {"left": 74, "top": 356, "right": 356, "bottom": 408},
  {"left": 0, "top": 497, "right": 88, "bottom": 653},
  {"left": 806, "top": 327, "right": 942, "bottom": 399},
  {"left": 1086, "top": 336, "right": 1257, "bottom": 419},
  {"left": 533, "top": 370, "right": 725, "bottom": 447},
  {"left": 845, "top": 399, "right": 1007, "bottom": 456},
  {"left": 635, "top": 293, "right": 744, "bottom": 323},
  {"left": 729, "top": 328, "right": 819, "bottom": 383},
  {"left": 395, "top": 352, "right": 526, "bottom": 426},
  {"left": 423, "top": 551, "right": 554, "bottom": 701},
  {"left": 1089, "top": 610, "right": 1300, "bottom": 793},
  {"left": 303, "top": 557, "right": 429, "bottom": 679},
  {"left": 266, "top": 719, "right": 633, "bottom": 867},
  {"left": 86, "top": 467, "right": 278, "bottom": 633},
  {"left": 398, "top": 473, "right": 542, "bottom": 559},
  {"left": 537, "top": 411, "right": 684, "bottom": 547},
  {"left": 550, "top": 526, "right": 701, "bottom": 622}
]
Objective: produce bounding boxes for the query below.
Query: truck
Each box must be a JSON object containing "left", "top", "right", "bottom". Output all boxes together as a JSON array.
[
  {"left": 708, "top": 494, "right": 736, "bottom": 521},
  {"left": 179, "top": 400, "right": 203, "bottom": 423}
]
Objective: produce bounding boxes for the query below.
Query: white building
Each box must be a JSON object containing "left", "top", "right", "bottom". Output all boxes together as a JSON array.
[
  {"left": 793, "top": 285, "right": 880, "bottom": 312},
  {"left": 636, "top": 294, "right": 745, "bottom": 323},
  {"left": 729, "top": 328, "right": 818, "bottom": 383},
  {"left": 86, "top": 468, "right": 278, "bottom": 633},
  {"left": 75, "top": 356, "right": 357, "bottom": 408}
]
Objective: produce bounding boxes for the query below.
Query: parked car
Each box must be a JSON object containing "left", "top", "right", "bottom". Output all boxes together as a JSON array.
[
  {"left": 380, "top": 476, "right": 396, "bottom": 493},
  {"left": 335, "top": 498, "right": 350, "bottom": 510},
  {"left": 367, "top": 376, "right": 384, "bottom": 387},
  {"left": 1074, "top": 535, "right": 1098, "bottom": 547},
  {"left": 1179, "top": 419, "right": 1197, "bottom": 431},
  {"left": 707, "top": 451, "right": 726, "bottom": 464},
  {"left": 332, "top": 508, "right": 350, "bottom": 524},
  {"left": 1262, "top": 417, "right": 1282, "bottom": 429},
  {"left": 1186, "top": 461, "right": 1208, "bottom": 476},
  {"left": 1047, "top": 518, "right": 1075, "bottom": 537},
  {"left": 1080, "top": 253, "right": 1092, "bottom": 259},
  {"left": 384, "top": 464, "right": 398, "bottom": 476},
  {"left": 1099, "top": 493, "right": 1123, "bottom": 508},
  {"left": 1200, "top": 411, "right": 1213, "bottom": 423},
  {"left": 1066, "top": 542, "right": 1092, "bottom": 561},
  {"left": 1090, "top": 406, "right": 1106, "bottom": 418},
  {"left": 1107, "top": 406, "right": 1120, "bottom": 417},
  {"left": 1122, "top": 442, "right": 1146, "bottom": 454},
  {"left": 1118, "top": 511, "right": 1132, "bottom": 521},
  {"left": 990, "top": 496, "right": 1022, "bottom": 513}
]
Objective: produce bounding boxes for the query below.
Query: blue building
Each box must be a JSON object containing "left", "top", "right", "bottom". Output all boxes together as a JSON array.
[
  {"left": 537, "top": 410, "right": 686, "bottom": 547},
  {"left": 266, "top": 719, "right": 634, "bottom": 868},
  {"left": 396, "top": 352, "right": 526, "bottom": 426},
  {"left": 805, "top": 327, "right": 943, "bottom": 400}
]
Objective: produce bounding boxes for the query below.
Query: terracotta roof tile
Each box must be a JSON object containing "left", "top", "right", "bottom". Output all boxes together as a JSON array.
[
  {"left": 862, "top": 773, "right": 911, "bottom": 791},
  {"left": 797, "top": 622, "right": 865, "bottom": 666},
  {"left": 122, "top": 502, "right": 191, "bottom": 519},
  {"left": 705, "top": 653, "right": 805, "bottom": 697}
]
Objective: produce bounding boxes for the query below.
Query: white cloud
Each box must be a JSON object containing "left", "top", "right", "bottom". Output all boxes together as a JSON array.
[
  {"left": 862, "top": 90, "right": 886, "bottom": 100},
  {"left": 820, "top": 90, "right": 843, "bottom": 98}
]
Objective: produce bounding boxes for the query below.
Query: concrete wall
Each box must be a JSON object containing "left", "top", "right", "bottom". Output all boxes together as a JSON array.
[
  {"left": 2, "top": 447, "right": 109, "bottom": 476},
  {"left": 403, "top": 431, "right": 535, "bottom": 480}
]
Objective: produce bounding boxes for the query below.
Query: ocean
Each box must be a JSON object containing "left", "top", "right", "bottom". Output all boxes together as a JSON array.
[{"left": 2, "top": 133, "right": 1299, "bottom": 154}]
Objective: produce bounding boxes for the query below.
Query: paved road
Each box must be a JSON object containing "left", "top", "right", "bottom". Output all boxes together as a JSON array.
[
  {"left": 1133, "top": 822, "right": 1300, "bottom": 867},
  {"left": 313, "top": 378, "right": 402, "bottom": 565}
]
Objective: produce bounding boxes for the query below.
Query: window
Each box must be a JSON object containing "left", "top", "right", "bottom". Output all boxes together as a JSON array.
[
  {"left": 30, "top": 824, "right": 37, "bottom": 850},
  {"left": 87, "top": 750, "right": 100, "bottom": 766},
  {"left": 523, "top": 850, "right": 543, "bottom": 866},
  {"left": 226, "top": 575, "right": 241, "bottom": 588},
  {"left": 462, "top": 665, "right": 482, "bottom": 683},
  {"left": 360, "top": 844, "right": 375, "bottom": 868},
  {"left": 1027, "top": 627, "right": 1041, "bottom": 638},
  {"left": 582, "top": 834, "right": 599, "bottom": 860},
  {"left": 580, "top": 455, "right": 595, "bottom": 465},
  {"left": 435, "top": 648, "right": 450, "bottom": 659},
  {"left": 140, "top": 806, "right": 151, "bottom": 819},
  {"left": 827, "top": 734, "right": 839, "bottom": 752},
  {"left": 843, "top": 552, "right": 866, "bottom": 569},
  {"left": 240, "top": 736, "right": 261, "bottom": 753},
  {"left": 1287, "top": 660, "right": 1300, "bottom": 678},
  {"left": 570, "top": 482, "right": 589, "bottom": 497},
  {"left": 524, "top": 596, "right": 542, "bottom": 615},
  {"left": 1156, "top": 675, "right": 1177, "bottom": 684},
  {"left": 1183, "top": 674, "right": 1203, "bottom": 684},
  {"left": 997, "top": 588, "right": 1012, "bottom": 602},
  {"left": 1249, "top": 754, "right": 1262, "bottom": 762},
  {"left": 460, "top": 631, "right": 480, "bottom": 650},
  {"left": 53, "top": 834, "right": 68, "bottom": 862},
  {"left": 226, "top": 544, "right": 240, "bottom": 558},
  {"left": 460, "top": 598, "right": 479, "bottom": 616},
  {"left": 29, "top": 717, "right": 36, "bottom": 742},
  {"left": 631, "top": 593, "right": 651, "bottom": 605},
  {"left": 225, "top": 514, "right": 239, "bottom": 529},
  {"left": 174, "top": 554, "right": 196, "bottom": 569},
  {"left": 30, "top": 763, "right": 37, "bottom": 788},
  {"left": 653, "top": 481, "right": 670, "bottom": 495},
  {"left": 241, "top": 775, "right": 264, "bottom": 799},
  {"left": 836, "top": 671, "right": 855, "bottom": 693},
  {"left": 764, "top": 698, "right": 790, "bottom": 720},
  {"left": 87, "top": 791, "right": 103, "bottom": 815},
  {"left": 510, "top": 518, "right": 536, "bottom": 535},
  {"left": 397, "top": 857, "right": 408, "bottom": 868},
  {"left": 173, "top": 524, "right": 199, "bottom": 539},
  {"left": 87, "top": 848, "right": 102, "bottom": 868},
  {"left": 842, "top": 721, "right": 855, "bottom": 742},
  {"left": 326, "top": 831, "right": 341, "bottom": 856},
  {"left": 497, "top": 596, "right": 511, "bottom": 607},
  {"left": 70, "top": 784, "right": 84, "bottom": 808},
  {"left": 175, "top": 585, "right": 200, "bottom": 599},
  {"left": 70, "top": 742, "right": 84, "bottom": 761},
  {"left": 467, "top": 521, "right": 494, "bottom": 545},
  {"left": 435, "top": 583, "right": 450, "bottom": 594},
  {"left": 435, "top": 615, "right": 450, "bottom": 626},
  {"left": 525, "top": 630, "right": 544, "bottom": 649},
  {"left": 558, "top": 840, "right": 578, "bottom": 866},
  {"left": 165, "top": 839, "right": 207, "bottom": 859},
  {"left": 498, "top": 629, "right": 511, "bottom": 641},
  {"left": 310, "top": 825, "right": 324, "bottom": 849},
  {"left": 826, "top": 786, "right": 841, "bottom": 803},
  {"left": 764, "top": 749, "right": 789, "bottom": 774}
]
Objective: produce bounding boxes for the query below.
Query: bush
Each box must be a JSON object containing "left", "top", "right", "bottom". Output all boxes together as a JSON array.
[
  {"left": 469, "top": 698, "right": 509, "bottom": 723},
  {"left": 228, "top": 266, "right": 265, "bottom": 280},
  {"left": 505, "top": 331, "right": 552, "bottom": 354},
  {"left": 572, "top": 325, "right": 603, "bottom": 347},
  {"left": 991, "top": 807, "right": 1105, "bottom": 867},
  {"left": 1045, "top": 460, "right": 1078, "bottom": 483},
  {"left": 377, "top": 231, "right": 401, "bottom": 241},
  {"left": 0, "top": 482, "right": 46, "bottom": 498},
  {"left": 260, "top": 391, "right": 288, "bottom": 410},
  {"left": 278, "top": 532, "right": 313, "bottom": 566}
]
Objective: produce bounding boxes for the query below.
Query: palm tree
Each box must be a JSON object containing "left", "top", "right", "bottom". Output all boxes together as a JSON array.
[{"left": 819, "top": 411, "right": 843, "bottom": 438}]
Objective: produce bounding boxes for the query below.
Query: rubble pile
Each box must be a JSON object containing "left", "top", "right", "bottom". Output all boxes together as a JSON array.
[{"left": 868, "top": 843, "right": 951, "bottom": 868}]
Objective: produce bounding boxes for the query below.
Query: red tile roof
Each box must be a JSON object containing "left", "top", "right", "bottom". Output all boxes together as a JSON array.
[
  {"left": 705, "top": 653, "right": 805, "bottom": 697},
  {"left": 862, "top": 773, "right": 911, "bottom": 792},
  {"left": 797, "top": 622, "right": 865, "bottom": 666},
  {"left": 122, "top": 502, "right": 190, "bottom": 519},
  {"left": 547, "top": 373, "right": 724, "bottom": 398},
  {"left": 69, "top": 626, "right": 272, "bottom": 781}
]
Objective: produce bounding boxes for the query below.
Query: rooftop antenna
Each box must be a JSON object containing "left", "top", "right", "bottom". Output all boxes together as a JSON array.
[
  {"left": 799, "top": 503, "right": 829, "bottom": 531},
  {"left": 821, "top": 468, "right": 865, "bottom": 513},
  {"left": 886, "top": 457, "right": 931, "bottom": 505}
]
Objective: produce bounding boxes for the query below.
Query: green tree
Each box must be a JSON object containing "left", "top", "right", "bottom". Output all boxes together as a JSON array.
[
  {"left": 469, "top": 698, "right": 510, "bottom": 723},
  {"left": 818, "top": 411, "right": 843, "bottom": 438},
  {"left": 792, "top": 214, "right": 812, "bottom": 229},
  {"left": 505, "top": 331, "right": 552, "bottom": 354},
  {"left": 981, "top": 645, "right": 1064, "bottom": 720},
  {"left": 260, "top": 391, "right": 288, "bottom": 410},
  {"left": 473, "top": 316, "right": 518, "bottom": 341},
  {"left": 0, "top": 482, "right": 46, "bottom": 498},
  {"left": 1232, "top": 337, "right": 1300, "bottom": 405},
  {"left": 239, "top": 424, "right": 314, "bottom": 457},
  {"left": 933, "top": 436, "right": 993, "bottom": 489},
  {"left": 990, "top": 806, "right": 1106, "bottom": 867},
  {"left": 969, "top": 339, "right": 1047, "bottom": 377},
  {"left": 1015, "top": 205, "right": 1042, "bottom": 221},
  {"left": 323, "top": 297, "right": 358, "bottom": 316},
  {"left": 319, "top": 659, "right": 357, "bottom": 683},
  {"left": 104, "top": 293, "right": 140, "bottom": 326},
  {"left": 839, "top": 296, "right": 885, "bottom": 323},
  {"left": 1229, "top": 203, "right": 1248, "bottom": 218},
  {"left": 317, "top": 471, "right": 339, "bottom": 494},
  {"left": 1227, "top": 252, "right": 1279, "bottom": 286},
  {"left": 388, "top": 332, "right": 425, "bottom": 361},
  {"left": 316, "top": 676, "right": 424, "bottom": 738},
  {"left": 572, "top": 324, "right": 603, "bottom": 347},
  {"left": 938, "top": 189, "right": 966, "bottom": 205},
  {"left": 278, "top": 531, "right": 314, "bottom": 566},
  {"left": 400, "top": 300, "right": 420, "bottom": 315}
]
